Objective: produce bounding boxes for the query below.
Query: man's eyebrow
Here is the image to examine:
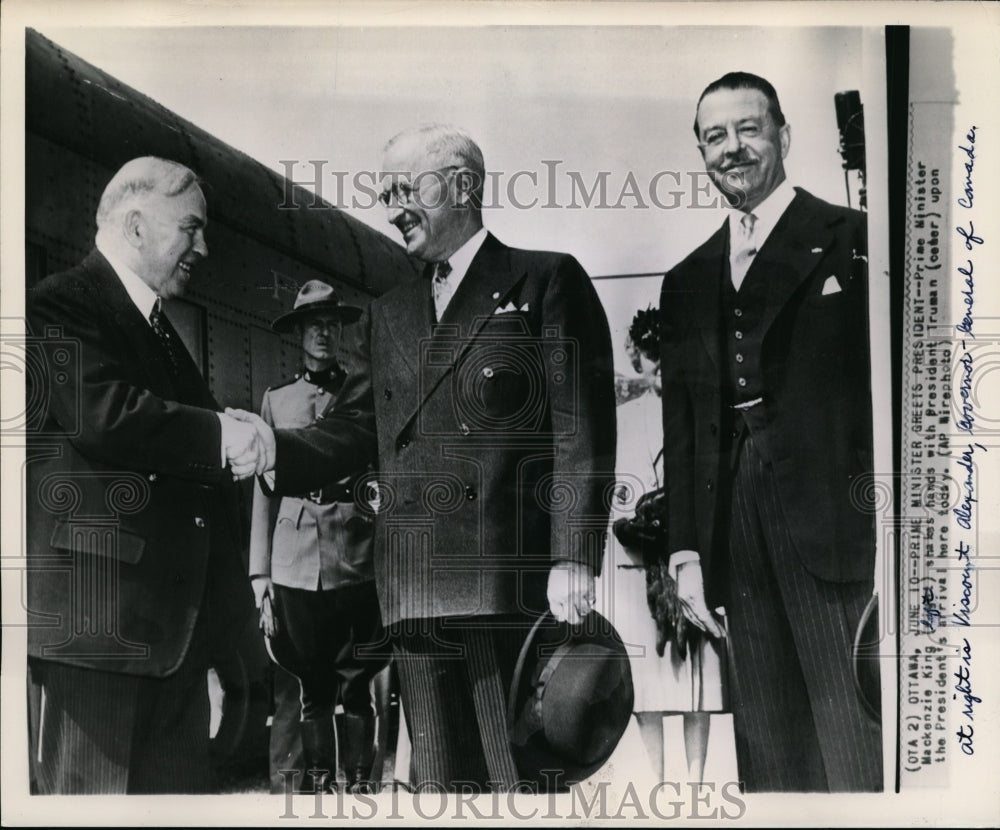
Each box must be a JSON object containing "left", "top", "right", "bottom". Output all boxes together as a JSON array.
[{"left": 181, "top": 215, "right": 206, "bottom": 226}]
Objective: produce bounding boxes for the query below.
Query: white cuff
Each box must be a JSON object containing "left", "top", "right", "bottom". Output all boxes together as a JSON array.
[{"left": 667, "top": 549, "right": 700, "bottom": 581}]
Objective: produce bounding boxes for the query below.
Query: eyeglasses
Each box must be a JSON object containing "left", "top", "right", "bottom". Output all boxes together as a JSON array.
[
  {"left": 377, "top": 166, "right": 460, "bottom": 207},
  {"left": 697, "top": 122, "right": 764, "bottom": 150}
]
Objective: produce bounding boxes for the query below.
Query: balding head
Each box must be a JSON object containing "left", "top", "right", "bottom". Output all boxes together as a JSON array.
[{"left": 95, "top": 157, "right": 208, "bottom": 299}]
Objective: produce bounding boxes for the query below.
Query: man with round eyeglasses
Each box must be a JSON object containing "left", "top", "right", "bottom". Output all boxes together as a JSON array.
[{"left": 229, "top": 124, "right": 617, "bottom": 791}]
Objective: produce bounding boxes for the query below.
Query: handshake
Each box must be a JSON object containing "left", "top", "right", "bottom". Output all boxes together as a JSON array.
[{"left": 220, "top": 408, "right": 276, "bottom": 481}]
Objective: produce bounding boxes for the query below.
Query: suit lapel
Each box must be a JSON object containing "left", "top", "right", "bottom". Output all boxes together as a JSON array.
[
  {"left": 384, "top": 233, "right": 524, "bottom": 438},
  {"left": 87, "top": 250, "right": 215, "bottom": 406},
  {"left": 85, "top": 251, "right": 177, "bottom": 394},
  {"left": 421, "top": 233, "right": 524, "bottom": 401},
  {"left": 689, "top": 222, "right": 728, "bottom": 371},
  {"left": 750, "top": 189, "right": 838, "bottom": 336}
]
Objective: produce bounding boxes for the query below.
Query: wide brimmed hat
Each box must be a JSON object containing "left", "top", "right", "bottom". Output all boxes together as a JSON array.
[
  {"left": 272, "top": 280, "right": 362, "bottom": 332},
  {"left": 507, "top": 610, "right": 634, "bottom": 788}
]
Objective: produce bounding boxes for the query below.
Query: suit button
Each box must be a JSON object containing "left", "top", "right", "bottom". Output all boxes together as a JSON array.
[
  {"left": 384, "top": 388, "right": 392, "bottom": 400},
  {"left": 706, "top": 479, "right": 714, "bottom": 492},
  {"left": 148, "top": 473, "right": 158, "bottom": 482},
  {"left": 459, "top": 423, "right": 471, "bottom": 436},
  {"left": 735, "top": 331, "right": 744, "bottom": 340},
  {"left": 465, "top": 486, "right": 477, "bottom": 501},
  {"left": 735, "top": 353, "right": 744, "bottom": 363},
  {"left": 738, "top": 378, "right": 747, "bottom": 387},
  {"left": 399, "top": 439, "right": 409, "bottom": 450},
  {"left": 194, "top": 517, "right": 206, "bottom": 528},
  {"left": 482, "top": 367, "right": 494, "bottom": 379},
  {"left": 734, "top": 308, "right": 743, "bottom": 317}
]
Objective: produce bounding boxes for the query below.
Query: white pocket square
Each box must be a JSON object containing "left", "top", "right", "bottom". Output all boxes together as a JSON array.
[
  {"left": 821, "top": 275, "right": 842, "bottom": 296},
  {"left": 494, "top": 301, "right": 529, "bottom": 314}
]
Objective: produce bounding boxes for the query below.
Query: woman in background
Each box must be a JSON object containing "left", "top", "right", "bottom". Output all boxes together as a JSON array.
[{"left": 600, "top": 306, "right": 726, "bottom": 783}]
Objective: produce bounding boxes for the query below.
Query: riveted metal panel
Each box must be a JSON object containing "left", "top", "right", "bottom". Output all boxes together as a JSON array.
[
  {"left": 248, "top": 325, "right": 299, "bottom": 412},
  {"left": 26, "top": 28, "right": 418, "bottom": 409},
  {"left": 25, "top": 134, "right": 100, "bottom": 271},
  {"left": 207, "top": 314, "right": 252, "bottom": 410},
  {"left": 26, "top": 28, "right": 418, "bottom": 298}
]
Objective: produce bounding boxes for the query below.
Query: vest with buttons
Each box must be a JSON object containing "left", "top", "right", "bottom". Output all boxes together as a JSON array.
[{"left": 722, "top": 257, "right": 770, "bottom": 441}]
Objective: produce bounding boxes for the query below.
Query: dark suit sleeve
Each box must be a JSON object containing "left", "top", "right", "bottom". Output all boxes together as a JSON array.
[
  {"left": 28, "top": 277, "right": 225, "bottom": 484},
  {"left": 660, "top": 270, "right": 699, "bottom": 557},
  {"left": 542, "top": 255, "right": 617, "bottom": 575},
  {"left": 272, "top": 307, "right": 378, "bottom": 495}
]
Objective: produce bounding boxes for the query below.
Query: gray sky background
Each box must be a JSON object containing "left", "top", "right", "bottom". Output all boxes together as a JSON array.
[
  {"left": 37, "top": 24, "right": 875, "bottom": 368},
  {"left": 39, "top": 25, "right": 869, "bottom": 273}
]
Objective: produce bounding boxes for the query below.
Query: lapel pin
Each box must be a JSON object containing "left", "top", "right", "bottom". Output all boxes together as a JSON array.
[
  {"left": 492, "top": 291, "right": 500, "bottom": 300},
  {"left": 811, "top": 247, "right": 823, "bottom": 254}
]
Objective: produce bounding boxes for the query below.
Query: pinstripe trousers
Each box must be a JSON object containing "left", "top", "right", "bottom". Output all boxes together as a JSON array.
[
  {"left": 725, "top": 432, "right": 882, "bottom": 792},
  {"left": 27, "top": 620, "right": 212, "bottom": 794},
  {"left": 392, "top": 617, "right": 526, "bottom": 792}
]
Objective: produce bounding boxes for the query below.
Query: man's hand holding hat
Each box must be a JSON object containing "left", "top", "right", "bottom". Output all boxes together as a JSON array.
[{"left": 547, "top": 560, "right": 596, "bottom": 625}]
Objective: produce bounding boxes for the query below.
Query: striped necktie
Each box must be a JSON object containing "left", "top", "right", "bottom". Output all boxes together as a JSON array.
[{"left": 730, "top": 212, "right": 758, "bottom": 291}]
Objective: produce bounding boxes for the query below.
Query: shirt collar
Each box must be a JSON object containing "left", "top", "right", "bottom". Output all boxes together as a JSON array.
[
  {"left": 97, "top": 240, "right": 159, "bottom": 323},
  {"left": 728, "top": 180, "right": 796, "bottom": 251},
  {"left": 439, "top": 226, "right": 488, "bottom": 293}
]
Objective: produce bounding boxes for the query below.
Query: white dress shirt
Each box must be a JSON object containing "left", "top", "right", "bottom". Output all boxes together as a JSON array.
[
  {"left": 671, "top": 180, "right": 797, "bottom": 577},
  {"left": 97, "top": 241, "right": 228, "bottom": 466},
  {"left": 433, "top": 226, "right": 488, "bottom": 317}
]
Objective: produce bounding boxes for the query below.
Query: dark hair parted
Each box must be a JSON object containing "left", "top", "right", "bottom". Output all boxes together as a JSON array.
[{"left": 693, "top": 71, "right": 786, "bottom": 139}]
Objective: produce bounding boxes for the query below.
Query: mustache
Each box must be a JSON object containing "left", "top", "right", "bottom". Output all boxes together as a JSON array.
[{"left": 719, "top": 153, "right": 755, "bottom": 171}]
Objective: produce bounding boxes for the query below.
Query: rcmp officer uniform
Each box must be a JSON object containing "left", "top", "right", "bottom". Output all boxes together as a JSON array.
[{"left": 249, "top": 281, "right": 386, "bottom": 794}]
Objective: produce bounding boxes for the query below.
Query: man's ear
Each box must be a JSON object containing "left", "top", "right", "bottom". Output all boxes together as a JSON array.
[
  {"left": 122, "top": 209, "right": 145, "bottom": 250},
  {"left": 779, "top": 123, "right": 791, "bottom": 160},
  {"left": 454, "top": 168, "right": 480, "bottom": 206}
]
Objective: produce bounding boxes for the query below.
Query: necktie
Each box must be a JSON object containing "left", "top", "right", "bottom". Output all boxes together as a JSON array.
[
  {"left": 149, "top": 301, "right": 181, "bottom": 377},
  {"left": 432, "top": 260, "right": 453, "bottom": 320},
  {"left": 730, "top": 212, "right": 758, "bottom": 291}
]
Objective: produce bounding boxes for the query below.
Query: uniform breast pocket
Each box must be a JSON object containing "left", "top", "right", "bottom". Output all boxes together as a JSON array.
[{"left": 272, "top": 501, "right": 306, "bottom": 565}]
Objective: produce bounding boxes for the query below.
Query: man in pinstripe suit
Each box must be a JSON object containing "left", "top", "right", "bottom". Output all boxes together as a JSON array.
[
  {"left": 26, "top": 157, "right": 257, "bottom": 793},
  {"left": 232, "top": 125, "right": 617, "bottom": 791},
  {"left": 659, "top": 73, "right": 881, "bottom": 791}
]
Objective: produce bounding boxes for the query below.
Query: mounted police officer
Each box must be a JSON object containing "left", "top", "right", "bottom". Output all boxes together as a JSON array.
[{"left": 249, "top": 280, "right": 386, "bottom": 794}]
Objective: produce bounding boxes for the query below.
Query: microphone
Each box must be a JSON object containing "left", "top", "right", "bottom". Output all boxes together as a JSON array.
[{"left": 835, "top": 90, "right": 866, "bottom": 173}]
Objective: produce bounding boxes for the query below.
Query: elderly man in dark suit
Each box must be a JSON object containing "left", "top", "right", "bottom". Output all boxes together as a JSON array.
[
  {"left": 659, "top": 73, "right": 881, "bottom": 791},
  {"left": 26, "top": 156, "right": 258, "bottom": 793},
  {"left": 233, "top": 125, "right": 616, "bottom": 791}
]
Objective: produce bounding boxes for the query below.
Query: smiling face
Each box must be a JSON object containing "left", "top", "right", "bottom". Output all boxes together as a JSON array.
[
  {"left": 696, "top": 87, "right": 790, "bottom": 213},
  {"left": 379, "top": 134, "right": 473, "bottom": 263},
  {"left": 133, "top": 185, "right": 208, "bottom": 299}
]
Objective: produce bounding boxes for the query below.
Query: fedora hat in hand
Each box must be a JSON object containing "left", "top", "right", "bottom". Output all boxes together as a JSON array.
[
  {"left": 507, "top": 610, "right": 634, "bottom": 788},
  {"left": 272, "top": 280, "right": 363, "bottom": 333}
]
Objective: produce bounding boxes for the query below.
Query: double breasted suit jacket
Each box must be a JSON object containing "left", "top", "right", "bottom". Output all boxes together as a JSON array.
[
  {"left": 660, "top": 189, "right": 875, "bottom": 605},
  {"left": 248, "top": 376, "right": 375, "bottom": 591},
  {"left": 273, "top": 233, "right": 617, "bottom": 627},
  {"left": 26, "top": 250, "right": 251, "bottom": 678}
]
